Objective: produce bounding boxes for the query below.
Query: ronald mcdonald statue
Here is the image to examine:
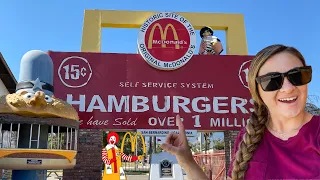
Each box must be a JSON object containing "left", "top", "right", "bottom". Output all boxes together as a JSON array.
[
  {"left": 198, "top": 26, "right": 223, "bottom": 55},
  {"left": 102, "top": 132, "right": 146, "bottom": 180}
]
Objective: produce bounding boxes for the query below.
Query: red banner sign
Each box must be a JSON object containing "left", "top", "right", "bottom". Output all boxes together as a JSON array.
[{"left": 49, "top": 51, "right": 254, "bottom": 130}]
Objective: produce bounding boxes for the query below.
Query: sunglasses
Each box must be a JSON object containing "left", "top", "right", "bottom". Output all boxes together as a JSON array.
[{"left": 256, "top": 66, "right": 312, "bottom": 92}]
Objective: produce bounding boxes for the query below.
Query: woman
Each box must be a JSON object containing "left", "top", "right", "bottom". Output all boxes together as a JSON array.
[{"left": 161, "top": 44, "right": 320, "bottom": 179}]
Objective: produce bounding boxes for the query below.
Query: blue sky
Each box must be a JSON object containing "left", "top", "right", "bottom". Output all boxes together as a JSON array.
[{"left": 1, "top": 1, "right": 319, "bottom": 142}]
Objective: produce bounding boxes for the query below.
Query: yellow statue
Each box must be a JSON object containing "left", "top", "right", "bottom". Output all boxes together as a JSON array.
[{"left": 102, "top": 132, "right": 146, "bottom": 180}]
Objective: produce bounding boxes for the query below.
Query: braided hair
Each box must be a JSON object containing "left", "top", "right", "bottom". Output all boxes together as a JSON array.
[{"left": 231, "top": 44, "right": 307, "bottom": 179}]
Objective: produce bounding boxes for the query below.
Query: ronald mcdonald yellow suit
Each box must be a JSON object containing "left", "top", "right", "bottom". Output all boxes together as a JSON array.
[{"left": 102, "top": 132, "right": 143, "bottom": 180}]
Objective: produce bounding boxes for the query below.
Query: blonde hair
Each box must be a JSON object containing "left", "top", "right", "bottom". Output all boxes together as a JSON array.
[{"left": 231, "top": 44, "right": 307, "bottom": 179}]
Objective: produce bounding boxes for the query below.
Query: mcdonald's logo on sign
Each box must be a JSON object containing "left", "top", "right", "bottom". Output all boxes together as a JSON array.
[
  {"left": 121, "top": 132, "right": 146, "bottom": 156},
  {"left": 147, "top": 23, "right": 184, "bottom": 50},
  {"left": 138, "top": 12, "right": 196, "bottom": 71}
]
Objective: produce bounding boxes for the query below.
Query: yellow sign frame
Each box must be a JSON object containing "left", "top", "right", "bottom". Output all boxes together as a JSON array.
[{"left": 81, "top": 10, "right": 248, "bottom": 55}]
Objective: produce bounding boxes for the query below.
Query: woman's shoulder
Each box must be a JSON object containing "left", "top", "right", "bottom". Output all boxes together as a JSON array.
[
  {"left": 298, "top": 115, "right": 320, "bottom": 144},
  {"left": 310, "top": 115, "right": 320, "bottom": 134},
  {"left": 312, "top": 115, "right": 320, "bottom": 121},
  {"left": 311, "top": 115, "right": 320, "bottom": 120},
  {"left": 315, "top": 115, "right": 320, "bottom": 146},
  {"left": 308, "top": 115, "right": 320, "bottom": 131}
]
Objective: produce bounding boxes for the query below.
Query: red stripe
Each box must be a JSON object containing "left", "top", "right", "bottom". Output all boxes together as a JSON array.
[
  {"left": 121, "top": 152, "right": 133, "bottom": 162},
  {"left": 111, "top": 148, "right": 117, "bottom": 173}
]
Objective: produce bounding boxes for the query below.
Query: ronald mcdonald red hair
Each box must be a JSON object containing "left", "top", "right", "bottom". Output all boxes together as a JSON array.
[{"left": 107, "top": 132, "right": 119, "bottom": 144}]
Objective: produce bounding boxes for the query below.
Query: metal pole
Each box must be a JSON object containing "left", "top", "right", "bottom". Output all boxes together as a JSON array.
[
  {"left": 16, "top": 123, "right": 20, "bottom": 148},
  {"left": 135, "top": 134, "right": 138, "bottom": 171},
  {"left": 51, "top": 125, "right": 53, "bottom": 149},
  {"left": 0, "top": 123, "right": 2, "bottom": 148},
  {"left": 29, "top": 124, "right": 33, "bottom": 148},
  {"left": 74, "top": 129, "right": 78, "bottom": 150},
  {"left": 70, "top": 128, "right": 73, "bottom": 150},
  {"left": 66, "top": 128, "right": 69, "bottom": 150},
  {"left": 200, "top": 132, "right": 202, "bottom": 152},
  {"left": 37, "top": 124, "right": 41, "bottom": 149},
  {"left": 9, "top": 123, "right": 12, "bottom": 148},
  {"left": 57, "top": 126, "right": 60, "bottom": 149}
]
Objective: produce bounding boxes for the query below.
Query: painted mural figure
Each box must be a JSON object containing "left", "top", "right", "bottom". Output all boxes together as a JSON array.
[
  {"left": 198, "top": 26, "right": 224, "bottom": 55},
  {"left": 102, "top": 132, "right": 143, "bottom": 180}
]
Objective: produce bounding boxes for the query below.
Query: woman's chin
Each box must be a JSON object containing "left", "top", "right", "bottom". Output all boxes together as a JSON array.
[{"left": 277, "top": 107, "right": 304, "bottom": 119}]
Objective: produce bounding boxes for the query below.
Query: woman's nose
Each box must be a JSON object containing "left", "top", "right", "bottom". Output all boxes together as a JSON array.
[{"left": 280, "top": 77, "right": 295, "bottom": 93}]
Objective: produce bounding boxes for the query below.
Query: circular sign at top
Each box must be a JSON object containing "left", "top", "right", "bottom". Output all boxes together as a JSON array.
[{"left": 137, "top": 12, "right": 196, "bottom": 71}]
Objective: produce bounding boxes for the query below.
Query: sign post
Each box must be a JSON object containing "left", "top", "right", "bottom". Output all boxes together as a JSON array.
[{"left": 149, "top": 152, "right": 184, "bottom": 180}]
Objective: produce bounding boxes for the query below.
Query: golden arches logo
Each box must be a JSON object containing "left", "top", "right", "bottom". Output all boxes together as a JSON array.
[
  {"left": 148, "top": 23, "right": 180, "bottom": 49},
  {"left": 121, "top": 132, "right": 146, "bottom": 156}
]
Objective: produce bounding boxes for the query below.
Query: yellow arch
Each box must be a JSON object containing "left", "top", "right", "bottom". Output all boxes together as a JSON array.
[
  {"left": 148, "top": 23, "right": 180, "bottom": 49},
  {"left": 121, "top": 132, "right": 146, "bottom": 155},
  {"left": 81, "top": 10, "right": 247, "bottom": 55}
]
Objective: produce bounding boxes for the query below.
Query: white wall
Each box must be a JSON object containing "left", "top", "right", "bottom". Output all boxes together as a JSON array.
[{"left": 0, "top": 79, "right": 10, "bottom": 96}]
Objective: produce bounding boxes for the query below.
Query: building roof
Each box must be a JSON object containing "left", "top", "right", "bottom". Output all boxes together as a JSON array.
[{"left": 0, "top": 52, "right": 17, "bottom": 93}]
